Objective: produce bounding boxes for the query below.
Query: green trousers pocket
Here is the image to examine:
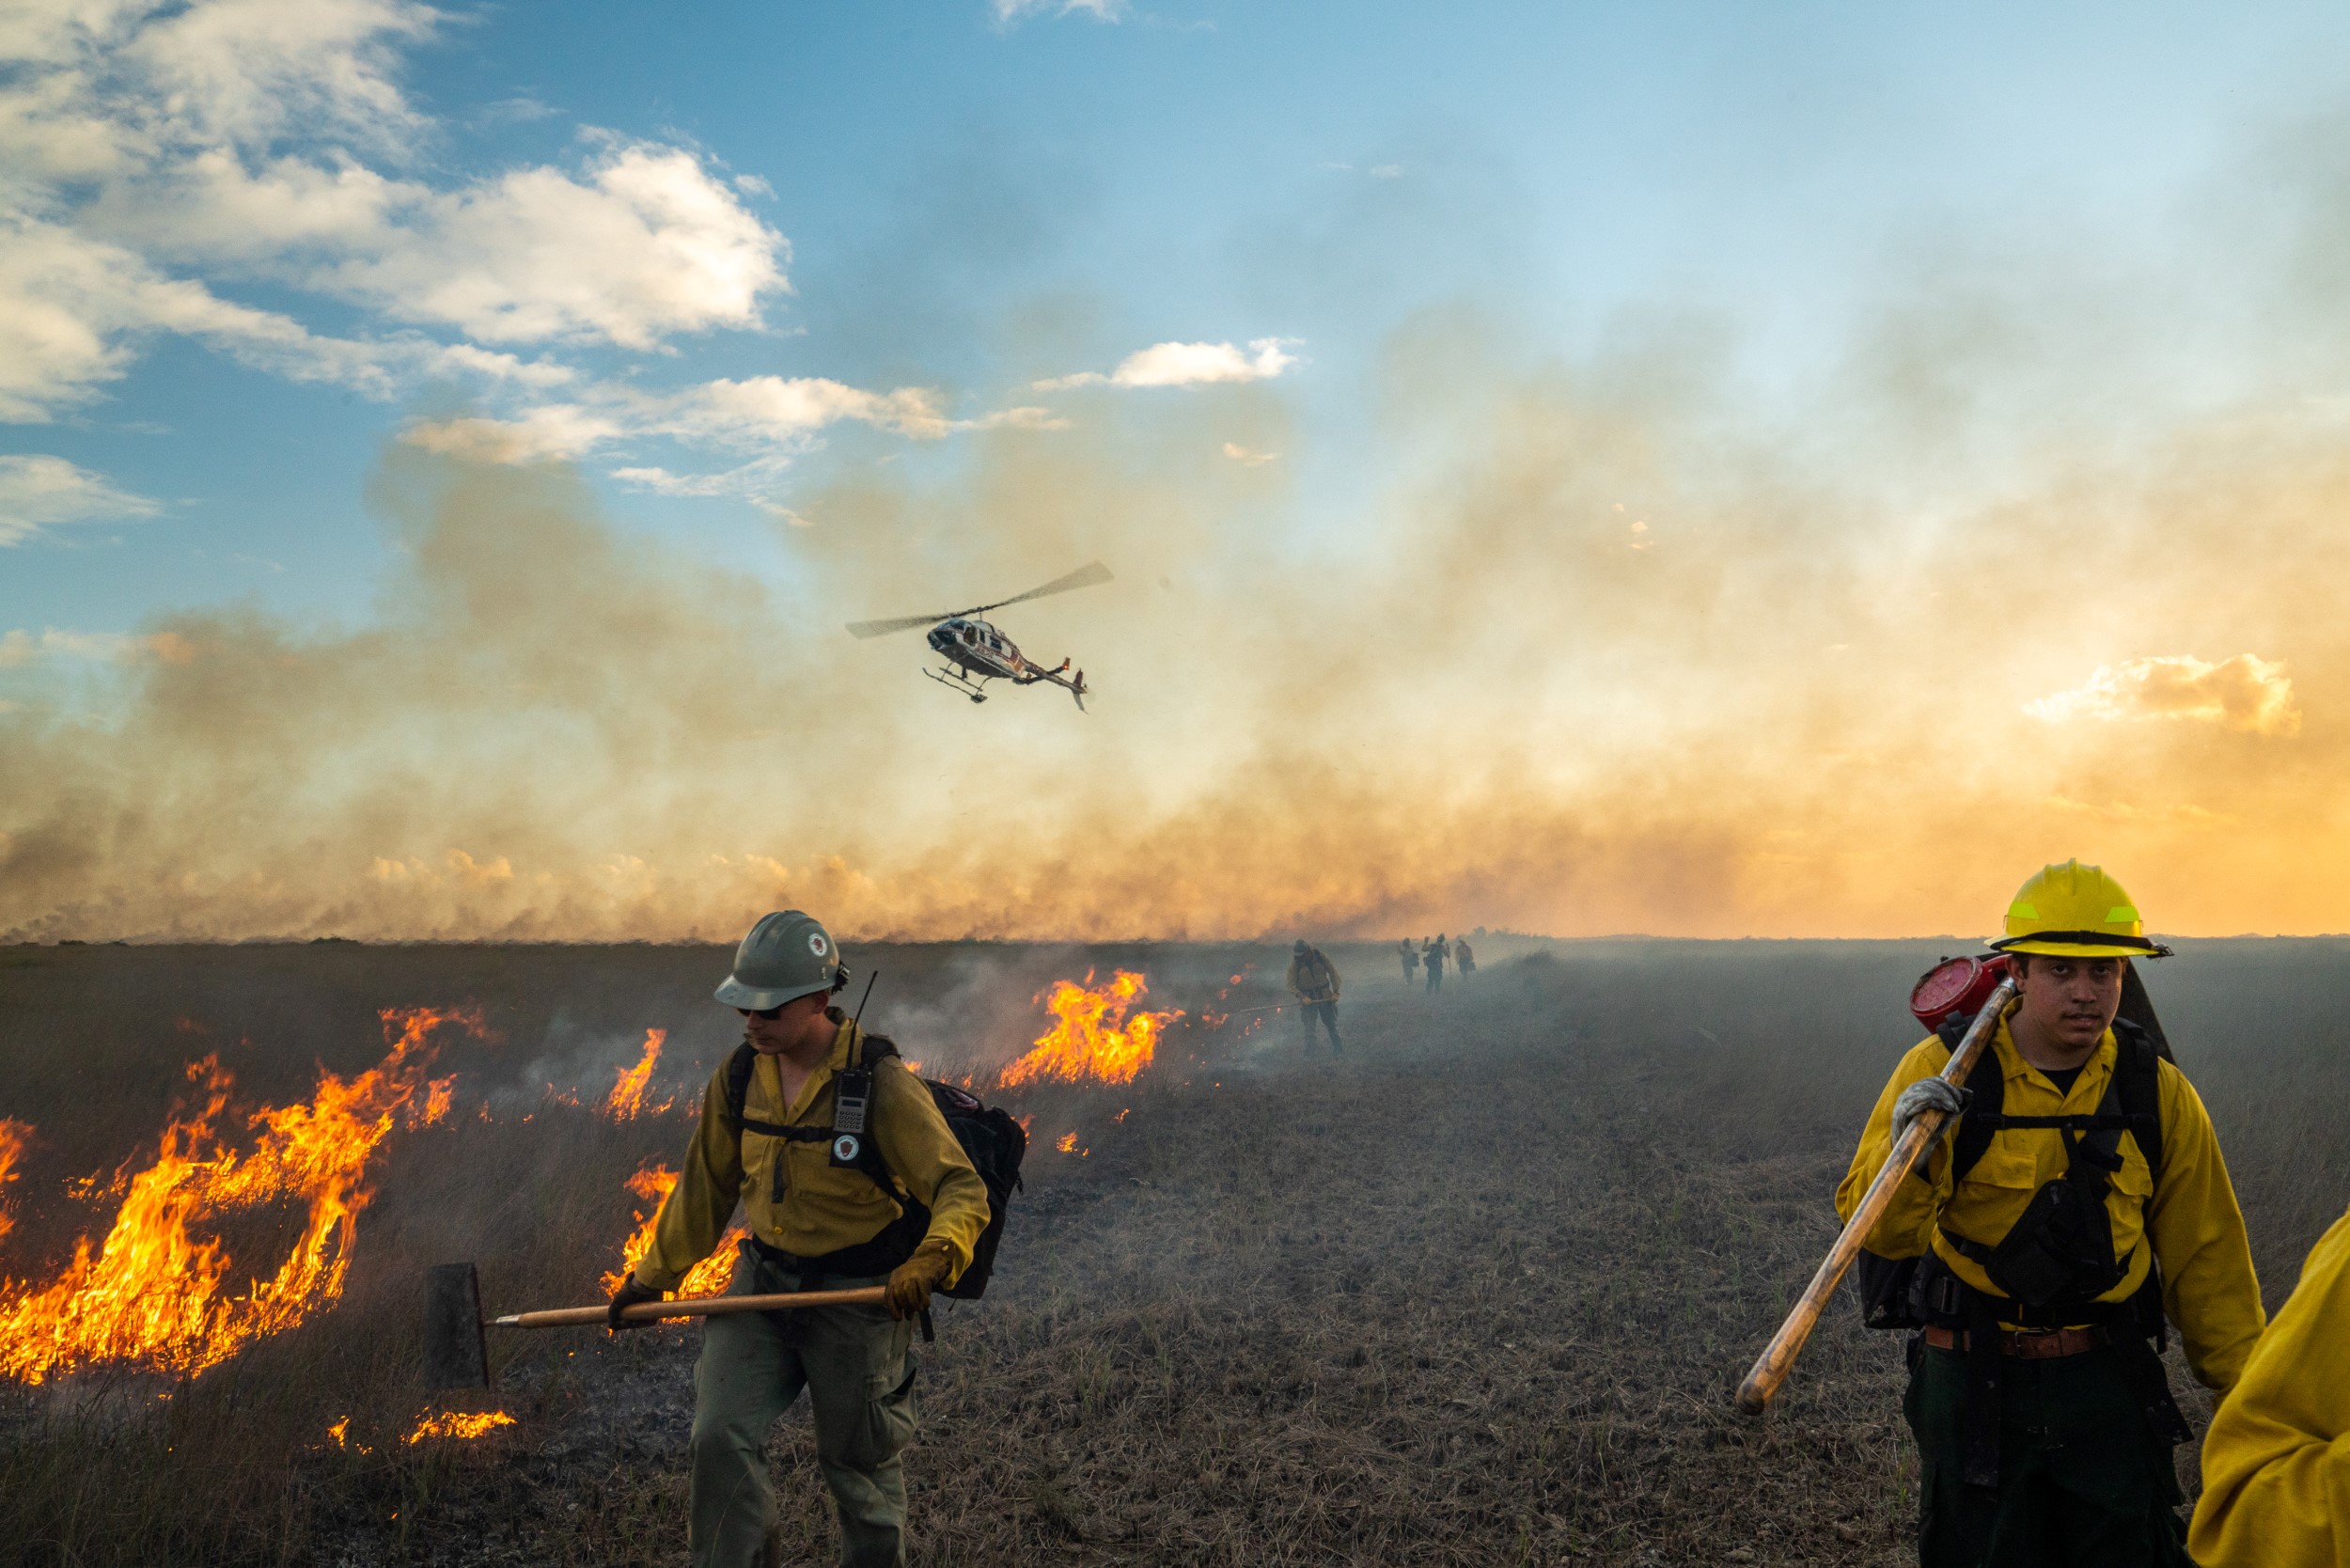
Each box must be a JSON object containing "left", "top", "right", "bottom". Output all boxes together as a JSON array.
[{"left": 824, "top": 1359, "right": 918, "bottom": 1472}]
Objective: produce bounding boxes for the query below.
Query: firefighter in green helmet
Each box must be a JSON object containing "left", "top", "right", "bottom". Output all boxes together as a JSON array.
[
  {"left": 1838, "top": 861, "right": 2264, "bottom": 1567},
  {"left": 607, "top": 910, "right": 990, "bottom": 1568}
]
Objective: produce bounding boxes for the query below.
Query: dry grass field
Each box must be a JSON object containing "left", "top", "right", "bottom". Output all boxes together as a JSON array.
[{"left": 1, "top": 936, "right": 2345, "bottom": 1566}]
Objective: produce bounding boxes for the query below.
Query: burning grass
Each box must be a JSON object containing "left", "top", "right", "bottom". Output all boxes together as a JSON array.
[
  {"left": 0, "top": 937, "right": 2343, "bottom": 1566},
  {"left": 999, "top": 970, "right": 1180, "bottom": 1089},
  {"left": 0, "top": 1006, "right": 475, "bottom": 1386}
]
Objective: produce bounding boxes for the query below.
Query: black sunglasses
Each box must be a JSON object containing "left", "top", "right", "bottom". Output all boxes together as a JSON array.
[{"left": 738, "top": 1004, "right": 786, "bottom": 1021}]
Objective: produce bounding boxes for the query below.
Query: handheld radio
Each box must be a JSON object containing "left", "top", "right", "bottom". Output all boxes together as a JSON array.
[{"left": 829, "top": 971, "right": 881, "bottom": 1168}]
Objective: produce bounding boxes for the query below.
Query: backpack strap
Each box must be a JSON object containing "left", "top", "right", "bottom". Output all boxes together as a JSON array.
[
  {"left": 1939, "top": 1011, "right": 2006, "bottom": 1184},
  {"left": 2110, "top": 1018, "right": 2165, "bottom": 1178},
  {"left": 722, "top": 1043, "right": 798, "bottom": 1137},
  {"left": 722, "top": 1033, "right": 907, "bottom": 1141}
]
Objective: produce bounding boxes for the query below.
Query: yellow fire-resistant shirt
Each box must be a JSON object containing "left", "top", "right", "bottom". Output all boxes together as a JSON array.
[
  {"left": 632, "top": 1013, "right": 989, "bottom": 1293},
  {"left": 1837, "top": 1004, "right": 2264, "bottom": 1393},
  {"left": 1287, "top": 949, "right": 1340, "bottom": 1002},
  {"left": 2190, "top": 1202, "right": 2350, "bottom": 1568}
]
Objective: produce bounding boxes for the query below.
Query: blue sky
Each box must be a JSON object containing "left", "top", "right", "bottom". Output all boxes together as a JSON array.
[
  {"left": 10, "top": 1, "right": 2346, "bottom": 646},
  {"left": 10, "top": 1, "right": 2350, "bottom": 942}
]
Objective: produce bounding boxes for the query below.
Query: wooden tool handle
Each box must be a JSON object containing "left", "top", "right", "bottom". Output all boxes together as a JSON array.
[
  {"left": 493, "top": 1285, "right": 889, "bottom": 1330},
  {"left": 1732, "top": 978, "right": 2015, "bottom": 1415}
]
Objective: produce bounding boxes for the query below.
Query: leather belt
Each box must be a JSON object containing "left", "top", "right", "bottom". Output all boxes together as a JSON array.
[{"left": 1923, "top": 1325, "right": 2108, "bottom": 1359}]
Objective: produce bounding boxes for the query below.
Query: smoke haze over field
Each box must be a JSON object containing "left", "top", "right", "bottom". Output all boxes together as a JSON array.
[
  {"left": 10, "top": 6, "right": 2350, "bottom": 943},
  {"left": 8, "top": 318, "right": 2350, "bottom": 943}
]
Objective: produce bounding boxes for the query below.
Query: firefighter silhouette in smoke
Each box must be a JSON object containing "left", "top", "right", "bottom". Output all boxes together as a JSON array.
[
  {"left": 1422, "top": 934, "right": 1448, "bottom": 993},
  {"left": 1453, "top": 935, "right": 1476, "bottom": 979},
  {"left": 1841, "top": 862, "right": 2263, "bottom": 1568},
  {"left": 2189, "top": 1193, "right": 2350, "bottom": 1566},
  {"left": 1287, "top": 939, "right": 1343, "bottom": 1056},
  {"left": 606, "top": 911, "right": 990, "bottom": 1568},
  {"left": 1399, "top": 937, "right": 1419, "bottom": 985}
]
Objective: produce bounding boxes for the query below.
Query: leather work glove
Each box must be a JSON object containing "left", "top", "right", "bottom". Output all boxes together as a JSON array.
[
  {"left": 606, "top": 1276, "right": 664, "bottom": 1332},
  {"left": 885, "top": 1240, "right": 956, "bottom": 1322},
  {"left": 1891, "top": 1077, "right": 1969, "bottom": 1145}
]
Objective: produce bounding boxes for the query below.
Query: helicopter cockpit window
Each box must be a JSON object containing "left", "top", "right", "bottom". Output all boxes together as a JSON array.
[{"left": 961, "top": 626, "right": 977, "bottom": 644}]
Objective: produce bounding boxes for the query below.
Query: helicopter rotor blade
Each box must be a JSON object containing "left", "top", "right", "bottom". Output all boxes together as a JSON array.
[
  {"left": 841, "top": 561, "right": 1113, "bottom": 639},
  {"left": 960, "top": 560, "right": 1114, "bottom": 618},
  {"left": 844, "top": 612, "right": 954, "bottom": 640}
]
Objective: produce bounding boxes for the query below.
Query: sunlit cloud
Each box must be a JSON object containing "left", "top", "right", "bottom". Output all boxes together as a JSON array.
[
  {"left": 1037, "top": 337, "right": 1299, "bottom": 391},
  {"left": 0, "top": 456, "right": 160, "bottom": 545},
  {"left": 2026, "top": 654, "right": 2301, "bottom": 738}
]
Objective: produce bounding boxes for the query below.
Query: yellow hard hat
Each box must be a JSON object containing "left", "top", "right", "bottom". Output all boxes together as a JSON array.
[{"left": 1988, "top": 860, "right": 2170, "bottom": 959}]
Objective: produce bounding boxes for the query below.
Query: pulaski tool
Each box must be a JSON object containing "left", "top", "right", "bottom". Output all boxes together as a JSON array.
[
  {"left": 1732, "top": 964, "right": 2021, "bottom": 1415},
  {"left": 424, "top": 1263, "right": 886, "bottom": 1390}
]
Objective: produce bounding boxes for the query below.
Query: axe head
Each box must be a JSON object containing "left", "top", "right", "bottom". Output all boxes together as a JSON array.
[{"left": 424, "top": 1262, "right": 490, "bottom": 1389}]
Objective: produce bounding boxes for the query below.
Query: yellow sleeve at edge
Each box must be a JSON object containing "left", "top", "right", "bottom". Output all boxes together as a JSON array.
[
  {"left": 2190, "top": 1205, "right": 2350, "bottom": 1568},
  {"left": 2144, "top": 1063, "right": 2264, "bottom": 1393}
]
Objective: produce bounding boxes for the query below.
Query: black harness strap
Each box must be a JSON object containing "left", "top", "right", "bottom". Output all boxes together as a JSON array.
[
  {"left": 1920, "top": 1013, "right": 2179, "bottom": 1489},
  {"left": 720, "top": 1032, "right": 930, "bottom": 1263}
]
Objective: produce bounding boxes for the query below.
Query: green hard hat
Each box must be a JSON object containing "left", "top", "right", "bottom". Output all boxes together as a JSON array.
[{"left": 715, "top": 910, "right": 846, "bottom": 1010}]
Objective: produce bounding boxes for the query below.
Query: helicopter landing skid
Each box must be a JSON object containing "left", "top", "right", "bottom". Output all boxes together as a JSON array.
[{"left": 924, "top": 666, "right": 989, "bottom": 703}]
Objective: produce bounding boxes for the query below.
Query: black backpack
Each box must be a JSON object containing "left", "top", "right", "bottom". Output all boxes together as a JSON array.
[{"left": 724, "top": 1034, "right": 1027, "bottom": 1299}]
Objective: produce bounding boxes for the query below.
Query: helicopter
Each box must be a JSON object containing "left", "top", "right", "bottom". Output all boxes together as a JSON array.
[{"left": 845, "top": 561, "right": 1111, "bottom": 708}]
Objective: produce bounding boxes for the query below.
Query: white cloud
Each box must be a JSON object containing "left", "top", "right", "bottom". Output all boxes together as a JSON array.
[
  {"left": 400, "top": 406, "right": 622, "bottom": 465},
  {"left": 992, "top": 0, "right": 1123, "bottom": 24},
  {"left": 2026, "top": 654, "right": 2301, "bottom": 738},
  {"left": 0, "top": 454, "right": 159, "bottom": 544},
  {"left": 1222, "top": 442, "right": 1276, "bottom": 466},
  {"left": 321, "top": 143, "right": 788, "bottom": 349},
  {"left": 0, "top": 0, "right": 790, "bottom": 417},
  {"left": 1037, "top": 337, "right": 1300, "bottom": 391},
  {"left": 653, "top": 376, "right": 955, "bottom": 443}
]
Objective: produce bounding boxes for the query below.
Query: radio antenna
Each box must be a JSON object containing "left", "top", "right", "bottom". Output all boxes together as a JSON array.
[{"left": 851, "top": 970, "right": 879, "bottom": 1032}]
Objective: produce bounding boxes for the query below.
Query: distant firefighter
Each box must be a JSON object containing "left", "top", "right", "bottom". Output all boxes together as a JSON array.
[
  {"left": 1398, "top": 938, "right": 1419, "bottom": 983},
  {"left": 1422, "top": 934, "right": 1448, "bottom": 993},
  {"left": 1287, "top": 940, "right": 1343, "bottom": 1056},
  {"left": 1454, "top": 937, "right": 1476, "bottom": 978}
]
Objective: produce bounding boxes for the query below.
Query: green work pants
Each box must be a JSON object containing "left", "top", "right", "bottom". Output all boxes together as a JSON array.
[
  {"left": 1904, "top": 1342, "right": 2190, "bottom": 1568},
  {"left": 689, "top": 1247, "right": 918, "bottom": 1568},
  {"left": 1296, "top": 999, "right": 1341, "bottom": 1054}
]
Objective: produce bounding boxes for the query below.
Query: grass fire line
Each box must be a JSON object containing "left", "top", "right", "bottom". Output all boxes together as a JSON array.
[
  {"left": 0, "top": 1006, "right": 478, "bottom": 1387},
  {"left": 1731, "top": 972, "right": 2019, "bottom": 1415},
  {"left": 428, "top": 966, "right": 1165, "bottom": 1387}
]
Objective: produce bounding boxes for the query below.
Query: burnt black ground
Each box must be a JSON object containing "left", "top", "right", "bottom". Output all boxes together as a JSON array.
[{"left": 3, "top": 938, "right": 2346, "bottom": 1566}]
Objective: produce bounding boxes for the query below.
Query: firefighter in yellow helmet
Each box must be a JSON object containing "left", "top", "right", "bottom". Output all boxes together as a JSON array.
[
  {"left": 607, "top": 911, "right": 991, "bottom": 1568},
  {"left": 2189, "top": 1200, "right": 2350, "bottom": 1566},
  {"left": 1837, "top": 861, "right": 2264, "bottom": 1568}
]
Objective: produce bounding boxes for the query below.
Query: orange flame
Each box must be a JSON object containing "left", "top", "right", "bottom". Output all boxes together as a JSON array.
[
  {"left": 603, "top": 1028, "right": 674, "bottom": 1120},
  {"left": 0, "top": 1119, "right": 31, "bottom": 1245},
  {"left": 998, "top": 970, "right": 1182, "bottom": 1089},
  {"left": 601, "top": 1160, "right": 741, "bottom": 1297},
  {"left": 405, "top": 1410, "right": 515, "bottom": 1443},
  {"left": 1054, "top": 1131, "right": 1089, "bottom": 1156},
  {"left": 0, "top": 1007, "right": 475, "bottom": 1386}
]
